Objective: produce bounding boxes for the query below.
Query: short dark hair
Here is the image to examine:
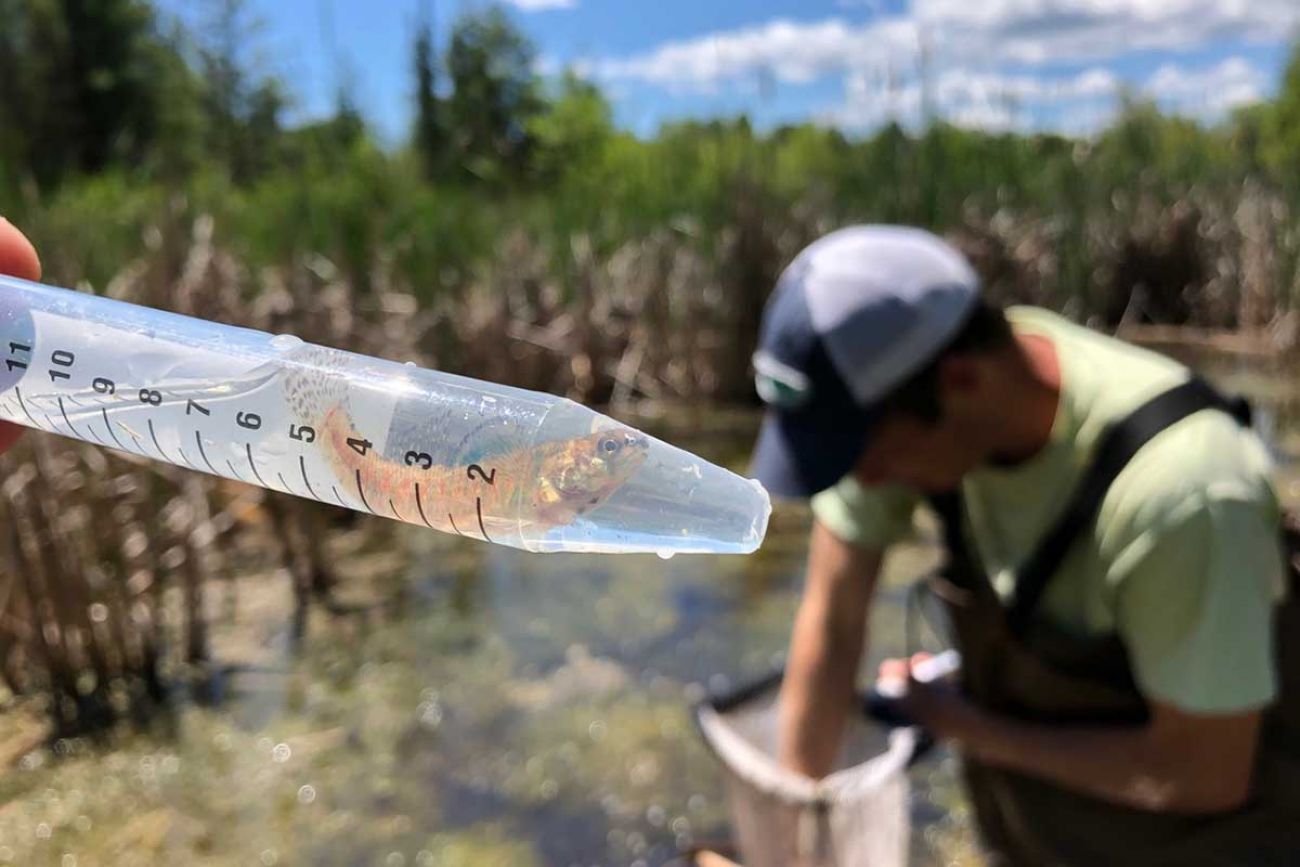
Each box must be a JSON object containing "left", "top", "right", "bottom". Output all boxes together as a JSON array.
[{"left": 875, "top": 300, "right": 1014, "bottom": 424}]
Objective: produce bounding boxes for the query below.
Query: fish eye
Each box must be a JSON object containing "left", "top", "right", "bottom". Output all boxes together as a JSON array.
[{"left": 599, "top": 436, "right": 622, "bottom": 455}]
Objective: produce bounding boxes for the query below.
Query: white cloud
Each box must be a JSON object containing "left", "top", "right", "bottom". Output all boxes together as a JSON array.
[
  {"left": 820, "top": 57, "right": 1265, "bottom": 136},
  {"left": 594, "top": 20, "right": 889, "bottom": 89},
  {"left": 593, "top": 18, "right": 915, "bottom": 90},
  {"left": 573, "top": 1, "right": 1292, "bottom": 134},
  {"left": 823, "top": 65, "right": 1122, "bottom": 133},
  {"left": 588, "top": 2, "right": 1297, "bottom": 92},
  {"left": 1146, "top": 57, "right": 1268, "bottom": 118},
  {"left": 912, "top": 0, "right": 1299, "bottom": 66},
  {"left": 501, "top": 0, "right": 576, "bottom": 10}
]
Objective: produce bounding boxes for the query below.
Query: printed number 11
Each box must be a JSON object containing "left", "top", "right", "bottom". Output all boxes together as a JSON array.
[{"left": 6, "top": 342, "right": 29, "bottom": 372}]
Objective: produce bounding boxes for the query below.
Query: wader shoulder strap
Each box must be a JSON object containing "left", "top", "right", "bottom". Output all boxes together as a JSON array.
[
  {"left": 928, "top": 489, "right": 980, "bottom": 590},
  {"left": 1005, "top": 377, "right": 1251, "bottom": 635}
]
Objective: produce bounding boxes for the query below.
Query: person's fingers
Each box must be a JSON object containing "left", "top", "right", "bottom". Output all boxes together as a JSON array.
[
  {"left": 878, "top": 657, "right": 910, "bottom": 683},
  {"left": 0, "top": 423, "right": 23, "bottom": 454},
  {"left": 0, "top": 217, "right": 41, "bottom": 282},
  {"left": 0, "top": 218, "right": 38, "bottom": 454}
]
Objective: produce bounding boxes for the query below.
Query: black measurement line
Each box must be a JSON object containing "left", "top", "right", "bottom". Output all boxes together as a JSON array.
[
  {"left": 299, "top": 456, "right": 318, "bottom": 499},
  {"left": 354, "top": 469, "right": 374, "bottom": 513},
  {"left": 194, "top": 431, "right": 219, "bottom": 474},
  {"left": 414, "top": 483, "right": 434, "bottom": 529},
  {"left": 277, "top": 472, "right": 294, "bottom": 494},
  {"left": 475, "top": 497, "right": 491, "bottom": 542},
  {"left": 177, "top": 447, "right": 198, "bottom": 470},
  {"left": 101, "top": 408, "right": 128, "bottom": 451},
  {"left": 447, "top": 512, "right": 463, "bottom": 536},
  {"left": 388, "top": 499, "right": 402, "bottom": 520},
  {"left": 332, "top": 486, "right": 347, "bottom": 507},
  {"left": 226, "top": 460, "right": 246, "bottom": 481},
  {"left": 147, "top": 419, "right": 171, "bottom": 461},
  {"left": 57, "top": 397, "right": 81, "bottom": 437},
  {"left": 13, "top": 387, "right": 41, "bottom": 430},
  {"left": 245, "top": 444, "right": 269, "bottom": 487},
  {"left": 87, "top": 426, "right": 105, "bottom": 445}
]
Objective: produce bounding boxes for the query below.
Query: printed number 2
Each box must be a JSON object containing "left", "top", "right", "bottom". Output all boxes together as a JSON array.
[{"left": 467, "top": 464, "right": 496, "bottom": 486}]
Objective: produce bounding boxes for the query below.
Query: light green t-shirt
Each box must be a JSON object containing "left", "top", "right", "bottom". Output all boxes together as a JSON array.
[{"left": 813, "top": 306, "right": 1286, "bottom": 714}]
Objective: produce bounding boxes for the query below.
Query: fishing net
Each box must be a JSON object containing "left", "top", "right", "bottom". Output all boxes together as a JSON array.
[{"left": 694, "top": 673, "right": 919, "bottom": 867}]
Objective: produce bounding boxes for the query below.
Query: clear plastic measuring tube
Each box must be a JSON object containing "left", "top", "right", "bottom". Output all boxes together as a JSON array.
[{"left": 0, "top": 275, "right": 771, "bottom": 554}]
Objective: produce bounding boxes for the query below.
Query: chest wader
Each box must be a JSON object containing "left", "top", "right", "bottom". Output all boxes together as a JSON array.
[{"left": 924, "top": 379, "right": 1300, "bottom": 866}]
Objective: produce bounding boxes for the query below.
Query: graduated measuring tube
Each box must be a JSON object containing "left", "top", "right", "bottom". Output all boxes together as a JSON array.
[{"left": 0, "top": 275, "right": 770, "bottom": 555}]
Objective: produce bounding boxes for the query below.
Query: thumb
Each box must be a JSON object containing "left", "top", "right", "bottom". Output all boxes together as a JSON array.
[{"left": 0, "top": 217, "right": 41, "bottom": 282}]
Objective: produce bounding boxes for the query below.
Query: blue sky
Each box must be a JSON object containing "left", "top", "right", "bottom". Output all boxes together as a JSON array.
[{"left": 156, "top": 0, "right": 1297, "bottom": 143}]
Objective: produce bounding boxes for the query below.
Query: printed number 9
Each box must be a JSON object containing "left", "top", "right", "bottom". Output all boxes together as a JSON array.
[
  {"left": 93, "top": 377, "right": 115, "bottom": 395},
  {"left": 405, "top": 451, "right": 432, "bottom": 470}
]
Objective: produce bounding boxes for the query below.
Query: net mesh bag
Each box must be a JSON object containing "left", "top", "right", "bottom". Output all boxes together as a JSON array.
[{"left": 695, "top": 674, "right": 918, "bottom": 867}]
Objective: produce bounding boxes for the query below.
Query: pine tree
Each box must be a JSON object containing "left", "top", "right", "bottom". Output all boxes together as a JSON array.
[{"left": 413, "top": 8, "right": 442, "bottom": 180}]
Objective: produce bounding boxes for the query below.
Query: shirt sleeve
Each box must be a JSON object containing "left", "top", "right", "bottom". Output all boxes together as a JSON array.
[
  {"left": 810, "top": 477, "right": 919, "bottom": 550},
  {"left": 1110, "top": 491, "right": 1284, "bottom": 715}
]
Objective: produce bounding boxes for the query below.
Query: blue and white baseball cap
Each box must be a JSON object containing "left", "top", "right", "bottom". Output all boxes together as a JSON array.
[{"left": 751, "top": 225, "right": 980, "bottom": 497}]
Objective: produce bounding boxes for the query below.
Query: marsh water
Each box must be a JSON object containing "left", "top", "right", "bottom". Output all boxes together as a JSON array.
[{"left": 1, "top": 347, "right": 1298, "bottom": 867}]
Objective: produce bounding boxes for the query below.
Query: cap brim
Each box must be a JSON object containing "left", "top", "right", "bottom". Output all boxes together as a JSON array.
[{"left": 750, "top": 405, "right": 877, "bottom": 499}]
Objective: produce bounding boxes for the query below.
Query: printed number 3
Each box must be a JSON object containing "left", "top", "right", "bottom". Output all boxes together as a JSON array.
[{"left": 405, "top": 451, "right": 433, "bottom": 470}]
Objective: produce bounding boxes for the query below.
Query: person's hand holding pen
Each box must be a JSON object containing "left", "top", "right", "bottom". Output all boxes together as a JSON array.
[{"left": 0, "top": 218, "right": 40, "bottom": 455}]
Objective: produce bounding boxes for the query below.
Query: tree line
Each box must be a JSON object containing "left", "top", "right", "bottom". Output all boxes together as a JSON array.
[
  {"left": 0, "top": 0, "right": 579, "bottom": 193},
  {"left": 2, "top": 0, "right": 1299, "bottom": 326}
]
